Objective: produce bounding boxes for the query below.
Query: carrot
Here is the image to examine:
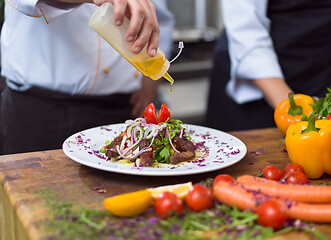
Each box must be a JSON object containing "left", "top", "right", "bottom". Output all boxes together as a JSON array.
[
  {"left": 236, "top": 175, "right": 331, "bottom": 203},
  {"left": 213, "top": 182, "right": 331, "bottom": 223},
  {"left": 213, "top": 182, "right": 258, "bottom": 212}
]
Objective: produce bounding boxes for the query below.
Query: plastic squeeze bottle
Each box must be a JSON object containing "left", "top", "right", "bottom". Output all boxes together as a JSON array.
[{"left": 88, "top": 3, "right": 174, "bottom": 84}]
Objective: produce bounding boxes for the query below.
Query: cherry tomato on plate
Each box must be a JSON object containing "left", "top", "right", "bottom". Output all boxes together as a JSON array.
[
  {"left": 185, "top": 184, "right": 213, "bottom": 212},
  {"left": 212, "top": 174, "right": 236, "bottom": 189},
  {"left": 144, "top": 103, "right": 158, "bottom": 124},
  {"left": 154, "top": 192, "right": 183, "bottom": 219},
  {"left": 144, "top": 103, "right": 171, "bottom": 124},
  {"left": 260, "top": 165, "right": 284, "bottom": 181},
  {"left": 257, "top": 199, "right": 287, "bottom": 230},
  {"left": 158, "top": 104, "right": 171, "bottom": 123},
  {"left": 284, "top": 171, "right": 309, "bottom": 185},
  {"left": 283, "top": 163, "right": 305, "bottom": 175},
  {"left": 148, "top": 150, "right": 153, "bottom": 158}
]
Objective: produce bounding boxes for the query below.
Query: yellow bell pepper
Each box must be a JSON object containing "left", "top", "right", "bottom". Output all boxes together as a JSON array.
[
  {"left": 285, "top": 115, "right": 331, "bottom": 179},
  {"left": 274, "top": 93, "right": 314, "bottom": 135}
]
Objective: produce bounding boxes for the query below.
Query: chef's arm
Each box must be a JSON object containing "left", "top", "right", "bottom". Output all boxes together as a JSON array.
[
  {"left": 222, "top": 0, "right": 291, "bottom": 106},
  {"left": 253, "top": 78, "right": 293, "bottom": 109},
  {"left": 10, "top": 0, "right": 160, "bottom": 56}
]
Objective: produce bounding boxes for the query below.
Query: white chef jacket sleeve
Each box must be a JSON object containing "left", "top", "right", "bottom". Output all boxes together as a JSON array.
[
  {"left": 7, "top": 0, "right": 81, "bottom": 22},
  {"left": 222, "top": 0, "right": 284, "bottom": 104},
  {"left": 152, "top": 0, "right": 175, "bottom": 58}
]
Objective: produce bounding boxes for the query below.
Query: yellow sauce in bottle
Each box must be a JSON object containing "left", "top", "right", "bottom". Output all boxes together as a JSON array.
[
  {"left": 89, "top": 3, "right": 175, "bottom": 90},
  {"left": 128, "top": 55, "right": 174, "bottom": 92}
]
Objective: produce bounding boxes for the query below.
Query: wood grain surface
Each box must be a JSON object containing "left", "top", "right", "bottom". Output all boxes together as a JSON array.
[{"left": 0, "top": 127, "right": 330, "bottom": 240}]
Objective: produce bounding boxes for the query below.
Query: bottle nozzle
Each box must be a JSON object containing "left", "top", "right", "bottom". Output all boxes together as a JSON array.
[{"left": 169, "top": 41, "right": 184, "bottom": 64}]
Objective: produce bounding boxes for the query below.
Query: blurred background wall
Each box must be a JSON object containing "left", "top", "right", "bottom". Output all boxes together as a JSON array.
[{"left": 161, "top": 0, "right": 223, "bottom": 125}]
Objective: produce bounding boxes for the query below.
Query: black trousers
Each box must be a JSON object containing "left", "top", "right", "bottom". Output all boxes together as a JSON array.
[{"left": 0, "top": 86, "right": 132, "bottom": 155}]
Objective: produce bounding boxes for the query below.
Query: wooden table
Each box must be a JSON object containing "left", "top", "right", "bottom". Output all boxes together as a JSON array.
[{"left": 1, "top": 127, "right": 330, "bottom": 240}]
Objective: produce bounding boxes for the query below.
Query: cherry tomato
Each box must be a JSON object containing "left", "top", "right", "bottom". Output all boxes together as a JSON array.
[
  {"left": 283, "top": 163, "right": 305, "bottom": 175},
  {"left": 185, "top": 184, "right": 213, "bottom": 212},
  {"left": 154, "top": 192, "right": 183, "bottom": 219},
  {"left": 212, "top": 174, "right": 236, "bottom": 189},
  {"left": 144, "top": 103, "right": 158, "bottom": 124},
  {"left": 284, "top": 171, "right": 309, "bottom": 185},
  {"left": 144, "top": 103, "right": 171, "bottom": 124},
  {"left": 326, "top": 114, "right": 331, "bottom": 120},
  {"left": 260, "top": 165, "right": 284, "bottom": 181},
  {"left": 158, "top": 103, "right": 171, "bottom": 123},
  {"left": 148, "top": 150, "right": 153, "bottom": 158},
  {"left": 257, "top": 199, "right": 287, "bottom": 230}
]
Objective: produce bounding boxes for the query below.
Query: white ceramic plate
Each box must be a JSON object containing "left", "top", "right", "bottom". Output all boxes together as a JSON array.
[{"left": 62, "top": 124, "right": 247, "bottom": 176}]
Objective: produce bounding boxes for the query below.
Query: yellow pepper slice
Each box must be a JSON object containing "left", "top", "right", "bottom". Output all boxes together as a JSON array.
[
  {"left": 274, "top": 93, "right": 314, "bottom": 136},
  {"left": 285, "top": 116, "right": 331, "bottom": 179}
]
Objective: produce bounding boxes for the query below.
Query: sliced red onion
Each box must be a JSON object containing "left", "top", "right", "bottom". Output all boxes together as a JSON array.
[
  {"left": 117, "top": 145, "right": 151, "bottom": 160},
  {"left": 166, "top": 127, "right": 180, "bottom": 153},
  {"left": 122, "top": 127, "right": 143, "bottom": 155},
  {"left": 135, "top": 117, "right": 146, "bottom": 123},
  {"left": 128, "top": 147, "right": 152, "bottom": 160},
  {"left": 132, "top": 131, "right": 136, "bottom": 144},
  {"left": 119, "top": 134, "right": 127, "bottom": 151},
  {"left": 144, "top": 126, "right": 154, "bottom": 139},
  {"left": 179, "top": 128, "right": 184, "bottom": 138},
  {"left": 113, "top": 117, "right": 188, "bottom": 161},
  {"left": 116, "top": 145, "right": 129, "bottom": 159},
  {"left": 126, "top": 125, "right": 133, "bottom": 138},
  {"left": 148, "top": 136, "right": 155, "bottom": 148},
  {"left": 125, "top": 119, "right": 134, "bottom": 126}
]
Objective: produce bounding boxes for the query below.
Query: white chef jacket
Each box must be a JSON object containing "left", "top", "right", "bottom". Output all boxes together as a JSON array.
[
  {"left": 222, "top": 0, "right": 284, "bottom": 104},
  {"left": 0, "top": 0, "right": 174, "bottom": 95}
]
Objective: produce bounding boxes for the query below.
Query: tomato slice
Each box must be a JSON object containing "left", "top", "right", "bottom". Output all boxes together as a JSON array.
[
  {"left": 144, "top": 103, "right": 158, "bottom": 124},
  {"left": 158, "top": 103, "right": 171, "bottom": 123},
  {"left": 144, "top": 103, "right": 171, "bottom": 124}
]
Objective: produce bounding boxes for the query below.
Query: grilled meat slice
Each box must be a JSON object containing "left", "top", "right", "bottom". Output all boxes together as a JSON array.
[
  {"left": 173, "top": 135, "right": 196, "bottom": 152},
  {"left": 139, "top": 139, "right": 153, "bottom": 167},
  {"left": 169, "top": 151, "right": 195, "bottom": 164},
  {"left": 169, "top": 136, "right": 196, "bottom": 164},
  {"left": 105, "top": 136, "right": 123, "bottom": 159}
]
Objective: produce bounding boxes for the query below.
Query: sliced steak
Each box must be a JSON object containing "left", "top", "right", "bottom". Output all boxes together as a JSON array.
[
  {"left": 169, "top": 136, "right": 196, "bottom": 164},
  {"left": 169, "top": 151, "right": 195, "bottom": 164},
  {"left": 105, "top": 136, "right": 123, "bottom": 159},
  {"left": 139, "top": 139, "right": 153, "bottom": 167},
  {"left": 173, "top": 136, "right": 196, "bottom": 152}
]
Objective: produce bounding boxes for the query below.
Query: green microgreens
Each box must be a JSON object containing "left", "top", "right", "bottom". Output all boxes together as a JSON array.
[
  {"left": 302, "top": 87, "right": 331, "bottom": 121},
  {"left": 34, "top": 188, "right": 325, "bottom": 240},
  {"left": 151, "top": 119, "right": 188, "bottom": 163},
  {"left": 313, "top": 88, "right": 331, "bottom": 117}
]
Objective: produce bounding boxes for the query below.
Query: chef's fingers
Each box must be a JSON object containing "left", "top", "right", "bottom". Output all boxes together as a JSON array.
[
  {"left": 127, "top": 0, "right": 159, "bottom": 56},
  {"left": 112, "top": 0, "right": 128, "bottom": 26},
  {"left": 145, "top": 1, "right": 159, "bottom": 57}
]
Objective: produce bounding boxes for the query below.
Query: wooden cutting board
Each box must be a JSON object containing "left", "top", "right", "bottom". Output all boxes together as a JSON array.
[{"left": 0, "top": 127, "right": 330, "bottom": 240}]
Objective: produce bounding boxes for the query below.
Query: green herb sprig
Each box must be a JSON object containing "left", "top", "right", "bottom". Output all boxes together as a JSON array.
[
  {"left": 34, "top": 188, "right": 325, "bottom": 240},
  {"left": 302, "top": 87, "right": 331, "bottom": 121}
]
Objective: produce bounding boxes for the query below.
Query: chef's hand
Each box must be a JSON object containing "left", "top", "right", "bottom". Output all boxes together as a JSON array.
[
  {"left": 253, "top": 77, "right": 293, "bottom": 109},
  {"left": 93, "top": 0, "right": 159, "bottom": 57},
  {"left": 130, "top": 76, "right": 159, "bottom": 118}
]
